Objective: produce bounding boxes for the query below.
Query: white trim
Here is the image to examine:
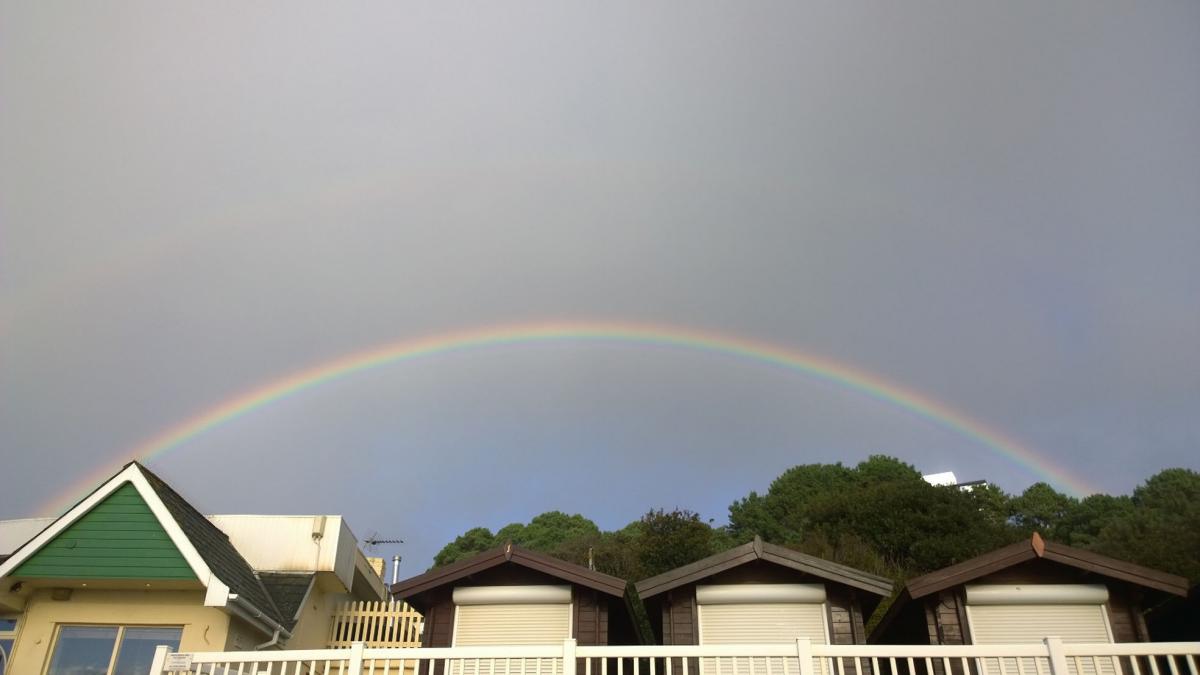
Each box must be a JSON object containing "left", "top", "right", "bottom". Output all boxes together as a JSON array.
[
  {"left": 453, "top": 585, "right": 572, "bottom": 605},
  {"left": 0, "top": 465, "right": 215, "bottom": 589},
  {"left": 697, "top": 584, "right": 826, "bottom": 605},
  {"left": 821, "top": 602, "right": 831, "bottom": 645},
  {"left": 965, "top": 585, "right": 1109, "bottom": 606},
  {"left": 204, "top": 578, "right": 231, "bottom": 607},
  {"left": 965, "top": 604, "right": 978, "bottom": 644},
  {"left": 1100, "top": 604, "right": 1115, "bottom": 643}
]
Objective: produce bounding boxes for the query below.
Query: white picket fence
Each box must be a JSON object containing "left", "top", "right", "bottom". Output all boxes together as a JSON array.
[
  {"left": 328, "top": 601, "right": 424, "bottom": 648},
  {"left": 148, "top": 639, "right": 1200, "bottom": 675}
]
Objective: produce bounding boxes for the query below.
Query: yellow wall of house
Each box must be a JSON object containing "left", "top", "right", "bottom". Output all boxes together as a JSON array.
[
  {"left": 6, "top": 588, "right": 232, "bottom": 674},
  {"left": 5, "top": 581, "right": 367, "bottom": 672},
  {"left": 287, "top": 585, "right": 350, "bottom": 649}
]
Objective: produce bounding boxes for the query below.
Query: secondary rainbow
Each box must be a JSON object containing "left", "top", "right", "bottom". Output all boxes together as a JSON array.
[{"left": 42, "top": 320, "right": 1096, "bottom": 515}]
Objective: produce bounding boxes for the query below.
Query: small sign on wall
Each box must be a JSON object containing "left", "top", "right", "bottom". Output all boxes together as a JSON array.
[{"left": 164, "top": 652, "right": 193, "bottom": 670}]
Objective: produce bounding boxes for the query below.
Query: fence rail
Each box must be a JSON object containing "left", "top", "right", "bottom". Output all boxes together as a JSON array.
[
  {"left": 149, "top": 639, "right": 1200, "bottom": 675},
  {"left": 328, "top": 601, "right": 424, "bottom": 648}
]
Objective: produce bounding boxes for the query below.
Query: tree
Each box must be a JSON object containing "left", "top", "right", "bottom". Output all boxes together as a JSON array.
[
  {"left": 637, "top": 509, "right": 721, "bottom": 578},
  {"left": 426, "top": 460, "right": 1200, "bottom": 590},
  {"left": 1055, "top": 493, "right": 1133, "bottom": 548},
  {"left": 1008, "top": 483, "right": 1078, "bottom": 537},
  {"left": 432, "top": 527, "right": 497, "bottom": 568},
  {"left": 804, "top": 478, "right": 1016, "bottom": 574},
  {"left": 1093, "top": 468, "right": 1200, "bottom": 582},
  {"left": 497, "top": 511, "right": 601, "bottom": 552},
  {"left": 431, "top": 512, "right": 601, "bottom": 569},
  {"left": 728, "top": 462, "right": 856, "bottom": 542},
  {"left": 852, "top": 455, "right": 924, "bottom": 484}
]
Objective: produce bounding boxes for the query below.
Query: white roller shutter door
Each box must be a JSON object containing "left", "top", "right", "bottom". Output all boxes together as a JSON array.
[
  {"left": 453, "top": 603, "right": 572, "bottom": 646},
  {"left": 697, "top": 585, "right": 829, "bottom": 675},
  {"left": 698, "top": 603, "right": 829, "bottom": 644},
  {"left": 967, "top": 604, "right": 1112, "bottom": 644},
  {"left": 966, "top": 585, "right": 1115, "bottom": 675},
  {"left": 450, "top": 590, "right": 572, "bottom": 675}
]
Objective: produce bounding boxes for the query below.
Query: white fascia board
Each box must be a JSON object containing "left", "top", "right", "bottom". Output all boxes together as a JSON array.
[
  {"left": 204, "top": 577, "right": 232, "bottom": 607},
  {"left": 123, "top": 468, "right": 216, "bottom": 586},
  {"left": 0, "top": 464, "right": 216, "bottom": 589}
]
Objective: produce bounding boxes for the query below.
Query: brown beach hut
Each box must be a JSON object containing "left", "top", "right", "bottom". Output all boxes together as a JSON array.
[
  {"left": 635, "top": 536, "right": 893, "bottom": 647},
  {"left": 391, "top": 542, "right": 640, "bottom": 648},
  {"left": 869, "top": 533, "right": 1189, "bottom": 645}
]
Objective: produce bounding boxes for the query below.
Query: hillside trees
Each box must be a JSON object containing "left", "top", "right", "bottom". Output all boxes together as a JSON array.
[
  {"left": 428, "top": 459, "right": 1200, "bottom": 586},
  {"left": 1092, "top": 468, "right": 1200, "bottom": 582}
]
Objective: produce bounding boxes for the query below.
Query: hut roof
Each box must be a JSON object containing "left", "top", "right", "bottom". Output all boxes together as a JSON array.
[
  {"left": 635, "top": 535, "right": 893, "bottom": 599},
  {"left": 392, "top": 542, "right": 627, "bottom": 608},
  {"left": 869, "top": 533, "right": 1188, "bottom": 643}
]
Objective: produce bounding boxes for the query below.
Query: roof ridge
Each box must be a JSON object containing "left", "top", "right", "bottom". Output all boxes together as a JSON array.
[{"left": 635, "top": 538, "right": 892, "bottom": 598}]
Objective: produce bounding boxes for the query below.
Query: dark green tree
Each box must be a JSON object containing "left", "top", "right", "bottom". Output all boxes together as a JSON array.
[
  {"left": 636, "top": 509, "right": 721, "bottom": 578},
  {"left": 432, "top": 526, "right": 497, "bottom": 568},
  {"left": 1056, "top": 493, "right": 1133, "bottom": 548},
  {"left": 805, "top": 478, "right": 1015, "bottom": 574},
  {"left": 1008, "top": 483, "right": 1078, "bottom": 537},
  {"left": 728, "top": 462, "right": 856, "bottom": 542},
  {"left": 497, "top": 511, "right": 602, "bottom": 551},
  {"left": 1093, "top": 468, "right": 1200, "bottom": 582}
]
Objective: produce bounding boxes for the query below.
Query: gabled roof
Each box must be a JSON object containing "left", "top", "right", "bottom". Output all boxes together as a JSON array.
[
  {"left": 905, "top": 532, "right": 1188, "bottom": 600},
  {"left": 0, "top": 462, "right": 286, "bottom": 628},
  {"left": 868, "top": 533, "right": 1188, "bottom": 643},
  {"left": 392, "top": 542, "right": 628, "bottom": 604},
  {"left": 635, "top": 536, "right": 893, "bottom": 598},
  {"left": 138, "top": 464, "right": 286, "bottom": 625}
]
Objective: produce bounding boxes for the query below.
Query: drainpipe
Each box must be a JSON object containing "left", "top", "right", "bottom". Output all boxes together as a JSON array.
[
  {"left": 254, "top": 628, "right": 283, "bottom": 651},
  {"left": 226, "top": 593, "right": 293, "bottom": 649}
]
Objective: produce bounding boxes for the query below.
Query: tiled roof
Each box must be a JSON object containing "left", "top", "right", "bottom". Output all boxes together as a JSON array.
[
  {"left": 138, "top": 463, "right": 287, "bottom": 626},
  {"left": 260, "top": 572, "right": 316, "bottom": 630}
]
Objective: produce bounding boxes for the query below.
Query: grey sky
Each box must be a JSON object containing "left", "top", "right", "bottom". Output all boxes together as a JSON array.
[{"left": 2, "top": 1, "right": 1197, "bottom": 572}]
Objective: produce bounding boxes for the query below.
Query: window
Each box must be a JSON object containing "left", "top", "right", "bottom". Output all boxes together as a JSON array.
[
  {"left": 46, "top": 626, "right": 182, "bottom": 675},
  {"left": 0, "top": 616, "right": 18, "bottom": 675}
]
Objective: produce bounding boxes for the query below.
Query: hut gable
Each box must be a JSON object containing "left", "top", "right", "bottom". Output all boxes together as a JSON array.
[
  {"left": 636, "top": 536, "right": 892, "bottom": 647},
  {"left": 871, "top": 533, "right": 1188, "bottom": 645}
]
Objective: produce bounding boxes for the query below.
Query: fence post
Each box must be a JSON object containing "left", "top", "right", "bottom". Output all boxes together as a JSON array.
[
  {"left": 564, "top": 638, "right": 578, "bottom": 675},
  {"left": 1044, "top": 637, "right": 1069, "bottom": 675},
  {"left": 349, "top": 641, "right": 365, "bottom": 675},
  {"left": 148, "top": 645, "right": 171, "bottom": 675},
  {"left": 797, "top": 637, "right": 815, "bottom": 675}
]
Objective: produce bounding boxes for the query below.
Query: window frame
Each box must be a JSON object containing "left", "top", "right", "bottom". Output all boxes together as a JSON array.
[
  {"left": 0, "top": 614, "right": 20, "bottom": 675},
  {"left": 43, "top": 623, "right": 183, "bottom": 675}
]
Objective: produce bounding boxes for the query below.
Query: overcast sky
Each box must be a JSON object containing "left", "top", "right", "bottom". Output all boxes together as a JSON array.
[{"left": 2, "top": 1, "right": 1197, "bottom": 573}]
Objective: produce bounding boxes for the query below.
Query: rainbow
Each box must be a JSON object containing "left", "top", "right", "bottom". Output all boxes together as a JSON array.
[{"left": 41, "top": 320, "right": 1097, "bottom": 515}]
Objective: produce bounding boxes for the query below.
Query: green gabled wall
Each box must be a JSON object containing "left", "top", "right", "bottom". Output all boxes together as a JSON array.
[{"left": 13, "top": 482, "right": 197, "bottom": 580}]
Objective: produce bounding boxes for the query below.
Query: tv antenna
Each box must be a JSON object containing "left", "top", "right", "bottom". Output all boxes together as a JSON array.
[{"left": 362, "top": 533, "right": 405, "bottom": 585}]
